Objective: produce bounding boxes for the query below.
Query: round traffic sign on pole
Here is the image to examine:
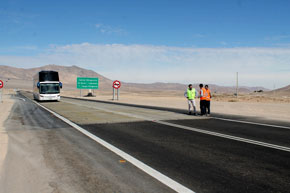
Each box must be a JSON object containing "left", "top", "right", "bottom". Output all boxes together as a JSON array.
[
  {"left": 0, "top": 80, "right": 3, "bottom": 89},
  {"left": 112, "top": 80, "right": 121, "bottom": 89}
]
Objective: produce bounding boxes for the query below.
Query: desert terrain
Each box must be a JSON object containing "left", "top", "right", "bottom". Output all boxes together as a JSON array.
[
  {"left": 58, "top": 90, "right": 290, "bottom": 122},
  {"left": 0, "top": 91, "right": 14, "bottom": 176},
  {"left": 1, "top": 64, "right": 290, "bottom": 123},
  {"left": 1, "top": 65, "right": 290, "bottom": 193}
]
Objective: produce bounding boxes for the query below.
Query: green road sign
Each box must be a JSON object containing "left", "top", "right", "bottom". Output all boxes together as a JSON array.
[{"left": 77, "top": 77, "right": 99, "bottom": 89}]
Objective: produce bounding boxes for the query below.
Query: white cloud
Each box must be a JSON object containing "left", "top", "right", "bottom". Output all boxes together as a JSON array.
[
  {"left": 1, "top": 43, "right": 290, "bottom": 89},
  {"left": 95, "top": 23, "right": 126, "bottom": 35},
  {"left": 265, "top": 35, "right": 290, "bottom": 41},
  {"left": 192, "top": 33, "right": 205, "bottom": 38}
]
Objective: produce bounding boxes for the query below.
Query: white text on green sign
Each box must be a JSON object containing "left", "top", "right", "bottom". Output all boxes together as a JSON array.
[{"left": 77, "top": 77, "right": 99, "bottom": 89}]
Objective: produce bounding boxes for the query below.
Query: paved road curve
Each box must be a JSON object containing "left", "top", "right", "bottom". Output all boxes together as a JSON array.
[
  {"left": 0, "top": 93, "right": 174, "bottom": 193},
  {"left": 3, "top": 91, "right": 290, "bottom": 193}
]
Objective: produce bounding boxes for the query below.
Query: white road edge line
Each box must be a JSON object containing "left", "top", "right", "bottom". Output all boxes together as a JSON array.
[
  {"left": 13, "top": 96, "right": 26, "bottom": 101},
  {"left": 63, "top": 99, "right": 290, "bottom": 153},
  {"left": 26, "top": 97, "right": 195, "bottom": 193},
  {"left": 212, "top": 117, "right": 290, "bottom": 130}
]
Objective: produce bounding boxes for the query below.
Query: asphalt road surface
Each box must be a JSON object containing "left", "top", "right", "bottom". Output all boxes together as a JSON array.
[{"left": 1, "top": 91, "right": 290, "bottom": 193}]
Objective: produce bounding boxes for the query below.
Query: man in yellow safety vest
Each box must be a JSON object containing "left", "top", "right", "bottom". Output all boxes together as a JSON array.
[{"left": 184, "top": 84, "right": 197, "bottom": 115}]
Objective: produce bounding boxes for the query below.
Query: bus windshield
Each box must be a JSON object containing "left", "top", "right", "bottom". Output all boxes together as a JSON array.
[{"left": 40, "top": 83, "right": 60, "bottom": 94}]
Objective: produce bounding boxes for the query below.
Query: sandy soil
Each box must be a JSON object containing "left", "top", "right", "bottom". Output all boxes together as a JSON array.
[
  {"left": 61, "top": 90, "right": 290, "bottom": 123},
  {"left": 0, "top": 90, "right": 15, "bottom": 176},
  {"left": 0, "top": 90, "right": 57, "bottom": 193},
  {"left": 3, "top": 87, "right": 290, "bottom": 123}
]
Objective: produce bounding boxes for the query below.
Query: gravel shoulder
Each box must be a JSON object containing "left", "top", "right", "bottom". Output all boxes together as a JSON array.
[
  {"left": 0, "top": 92, "right": 174, "bottom": 193},
  {"left": 62, "top": 93, "right": 290, "bottom": 123},
  {"left": 0, "top": 92, "right": 14, "bottom": 177}
]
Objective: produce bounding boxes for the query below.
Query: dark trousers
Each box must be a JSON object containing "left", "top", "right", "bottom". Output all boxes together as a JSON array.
[
  {"left": 205, "top": 100, "right": 210, "bottom": 114},
  {"left": 200, "top": 100, "right": 206, "bottom": 115}
]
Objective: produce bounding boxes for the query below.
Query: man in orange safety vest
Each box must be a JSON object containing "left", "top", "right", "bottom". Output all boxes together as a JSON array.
[
  {"left": 199, "top": 84, "right": 207, "bottom": 115},
  {"left": 204, "top": 85, "right": 212, "bottom": 116}
]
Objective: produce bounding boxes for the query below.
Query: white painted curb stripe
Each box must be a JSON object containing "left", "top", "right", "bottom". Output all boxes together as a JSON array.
[
  {"left": 212, "top": 117, "right": 290, "bottom": 130},
  {"left": 26, "top": 97, "right": 195, "bottom": 193}
]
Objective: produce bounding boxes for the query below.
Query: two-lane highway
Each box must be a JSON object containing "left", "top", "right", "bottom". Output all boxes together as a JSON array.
[
  {"left": 2, "top": 91, "right": 290, "bottom": 193},
  {"left": 0, "top": 92, "right": 174, "bottom": 193}
]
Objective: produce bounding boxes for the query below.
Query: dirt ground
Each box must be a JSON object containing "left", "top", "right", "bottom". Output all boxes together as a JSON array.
[
  {"left": 2, "top": 87, "right": 290, "bottom": 123},
  {"left": 0, "top": 90, "right": 15, "bottom": 176},
  {"left": 61, "top": 90, "right": 290, "bottom": 123}
]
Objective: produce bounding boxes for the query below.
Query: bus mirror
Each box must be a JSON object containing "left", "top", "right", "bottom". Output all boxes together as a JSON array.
[
  {"left": 59, "top": 82, "right": 63, "bottom": 89},
  {"left": 37, "top": 82, "right": 40, "bottom": 88}
]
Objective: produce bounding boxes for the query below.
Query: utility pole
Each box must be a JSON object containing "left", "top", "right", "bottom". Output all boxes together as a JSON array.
[
  {"left": 273, "top": 83, "right": 276, "bottom": 97},
  {"left": 236, "top": 72, "right": 239, "bottom": 98}
]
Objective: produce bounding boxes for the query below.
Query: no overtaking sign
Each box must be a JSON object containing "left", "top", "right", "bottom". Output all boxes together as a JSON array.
[
  {"left": 0, "top": 80, "right": 3, "bottom": 103},
  {"left": 113, "top": 80, "right": 121, "bottom": 89},
  {"left": 0, "top": 80, "right": 3, "bottom": 89}
]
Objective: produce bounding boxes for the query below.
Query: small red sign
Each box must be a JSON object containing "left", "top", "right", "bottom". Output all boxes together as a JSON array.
[
  {"left": 113, "top": 80, "right": 121, "bottom": 89},
  {"left": 0, "top": 80, "right": 3, "bottom": 89}
]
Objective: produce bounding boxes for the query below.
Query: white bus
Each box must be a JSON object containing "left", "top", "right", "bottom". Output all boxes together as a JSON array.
[{"left": 33, "top": 71, "right": 62, "bottom": 101}]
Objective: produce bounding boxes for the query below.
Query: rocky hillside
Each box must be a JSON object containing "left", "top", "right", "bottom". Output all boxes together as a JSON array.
[
  {"left": 0, "top": 64, "right": 112, "bottom": 90},
  {"left": 0, "top": 64, "right": 269, "bottom": 93},
  {"left": 266, "top": 84, "right": 290, "bottom": 96}
]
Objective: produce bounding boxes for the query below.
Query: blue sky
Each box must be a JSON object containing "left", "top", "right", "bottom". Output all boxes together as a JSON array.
[{"left": 1, "top": 0, "right": 290, "bottom": 88}]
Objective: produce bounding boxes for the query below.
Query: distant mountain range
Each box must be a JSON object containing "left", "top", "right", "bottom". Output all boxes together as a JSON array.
[
  {"left": 0, "top": 64, "right": 111, "bottom": 89},
  {"left": 266, "top": 85, "right": 290, "bottom": 96},
  {"left": 0, "top": 64, "right": 277, "bottom": 94}
]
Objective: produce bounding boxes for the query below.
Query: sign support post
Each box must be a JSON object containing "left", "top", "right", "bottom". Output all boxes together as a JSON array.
[
  {"left": 112, "top": 87, "right": 115, "bottom": 100},
  {"left": 0, "top": 80, "right": 4, "bottom": 103},
  {"left": 117, "top": 89, "right": 119, "bottom": 100}
]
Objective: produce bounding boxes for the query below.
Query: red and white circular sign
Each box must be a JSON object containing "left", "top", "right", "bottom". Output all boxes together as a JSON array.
[
  {"left": 113, "top": 80, "right": 121, "bottom": 89},
  {"left": 0, "top": 80, "right": 3, "bottom": 89}
]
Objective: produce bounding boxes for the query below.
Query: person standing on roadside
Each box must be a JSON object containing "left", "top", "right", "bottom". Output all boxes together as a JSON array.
[
  {"left": 199, "top": 84, "right": 207, "bottom": 115},
  {"left": 184, "top": 84, "right": 197, "bottom": 115},
  {"left": 204, "top": 85, "right": 212, "bottom": 116}
]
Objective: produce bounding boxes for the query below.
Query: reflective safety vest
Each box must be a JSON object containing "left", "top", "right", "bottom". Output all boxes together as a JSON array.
[
  {"left": 204, "top": 89, "right": 211, "bottom": 101},
  {"left": 200, "top": 88, "right": 207, "bottom": 100},
  {"left": 187, "top": 88, "right": 196, "bottom": 100}
]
